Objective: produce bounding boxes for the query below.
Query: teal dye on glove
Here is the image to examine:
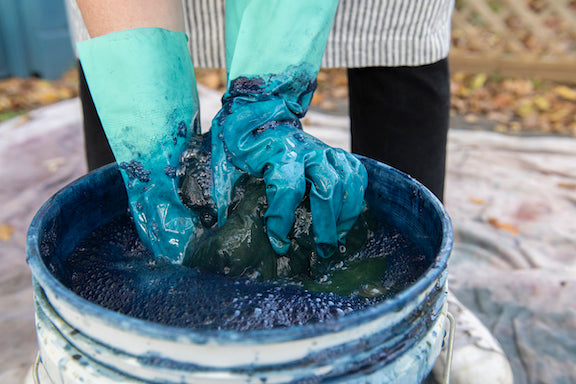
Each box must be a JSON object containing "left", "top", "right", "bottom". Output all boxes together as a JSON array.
[
  {"left": 78, "top": 28, "right": 200, "bottom": 263},
  {"left": 211, "top": 69, "right": 368, "bottom": 259},
  {"left": 211, "top": 0, "right": 367, "bottom": 259}
]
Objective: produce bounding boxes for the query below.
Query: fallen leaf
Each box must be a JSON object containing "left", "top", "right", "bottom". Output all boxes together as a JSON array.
[
  {"left": 0, "top": 224, "right": 15, "bottom": 241},
  {"left": 464, "top": 114, "right": 479, "bottom": 123},
  {"left": 549, "top": 107, "right": 572, "bottom": 123},
  {"left": 452, "top": 72, "right": 466, "bottom": 82},
  {"left": 488, "top": 218, "right": 520, "bottom": 234},
  {"left": 491, "top": 93, "right": 515, "bottom": 109},
  {"left": 200, "top": 71, "right": 222, "bottom": 90},
  {"left": 494, "top": 123, "right": 509, "bottom": 133},
  {"left": 554, "top": 85, "right": 576, "bottom": 101},
  {"left": 471, "top": 73, "right": 487, "bottom": 90},
  {"left": 557, "top": 182, "right": 576, "bottom": 190},
  {"left": 532, "top": 95, "right": 550, "bottom": 111},
  {"left": 509, "top": 121, "right": 523, "bottom": 131},
  {"left": 502, "top": 79, "right": 533, "bottom": 96},
  {"left": 517, "top": 101, "right": 535, "bottom": 117},
  {"left": 310, "top": 92, "right": 324, "bottom": 106},
  {"left": 43, "top": 157, "right": 67, "bottom": 173}
]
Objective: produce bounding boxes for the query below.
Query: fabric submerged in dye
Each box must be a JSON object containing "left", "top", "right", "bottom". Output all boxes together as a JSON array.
[
  {"left": 53, "top": 144, "right": 428, "bottom": 331},
  {"left": 181, "top": 133, "right": 382, "bottom": 297}
]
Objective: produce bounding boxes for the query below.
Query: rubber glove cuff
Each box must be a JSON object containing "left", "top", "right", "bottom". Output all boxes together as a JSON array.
[{"left": 78, "top": 28, "right": 200, "bottom": 263}]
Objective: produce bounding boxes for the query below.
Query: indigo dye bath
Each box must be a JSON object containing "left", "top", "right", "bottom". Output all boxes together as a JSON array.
[
  {"left": 54, "top": 209, "right": 428, "bottom": 331},
  {"left": 42, "top": 133, "right": 430, "bottom": 332},
  {"left": 49, "top": 134, "right": 431, "bottom": 331}
]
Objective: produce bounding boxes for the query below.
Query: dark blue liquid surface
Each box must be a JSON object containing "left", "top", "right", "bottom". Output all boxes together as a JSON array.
[{"left": 55, "top": 212, "right": 429, "bottom": 331}]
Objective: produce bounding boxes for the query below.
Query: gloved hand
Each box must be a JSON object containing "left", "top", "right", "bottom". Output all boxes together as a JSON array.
[
  {"left": 211, "top": 0, "right": 368, "bottom": 259},
  {"left": 78, "top": 28, "right": 200, "bottom": 263}
]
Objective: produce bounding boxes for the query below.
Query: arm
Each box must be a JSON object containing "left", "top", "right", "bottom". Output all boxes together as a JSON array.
[{"left": 76, "top": 0, "right": 185, "bottom": 37}]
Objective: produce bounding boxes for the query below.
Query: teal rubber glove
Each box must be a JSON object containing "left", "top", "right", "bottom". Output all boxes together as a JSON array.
[
  {"left": 211, "top": 0, "right": 368, "bottom": 259},
  {"left": 78, "top": 28, "right": 200, "bottom": 263}
]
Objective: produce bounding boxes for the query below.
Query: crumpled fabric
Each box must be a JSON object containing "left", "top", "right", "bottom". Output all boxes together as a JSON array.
[{"left": 182, "top": 156, "right": 377, "bottom": 298}]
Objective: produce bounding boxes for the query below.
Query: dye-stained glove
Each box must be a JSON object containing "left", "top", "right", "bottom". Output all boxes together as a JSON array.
[
  {"left": 211, "top": 0, "right": 368, "bottom": 258},
  {"left": 78, "top": 28, "right": 200, "bottom": 263}
]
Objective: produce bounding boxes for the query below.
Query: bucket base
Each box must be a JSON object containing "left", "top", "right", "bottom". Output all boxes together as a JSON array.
[
  {"left": 32, "top": 283, "right": 448, "bottom": 384},
  {"left": 28, "top": 314, "right": 448, "bottom": 384}
]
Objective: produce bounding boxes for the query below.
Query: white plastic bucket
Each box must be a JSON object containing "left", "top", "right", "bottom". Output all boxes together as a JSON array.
[{"left": 27, "top": 157, "right": 452, "bottom": 383}]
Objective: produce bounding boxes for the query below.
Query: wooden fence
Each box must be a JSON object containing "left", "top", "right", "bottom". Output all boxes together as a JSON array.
[{"left": 450, "top": 0, "right": 576, "bottom": 82}]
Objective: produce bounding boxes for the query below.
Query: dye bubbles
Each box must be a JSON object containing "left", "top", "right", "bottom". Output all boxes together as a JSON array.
[{"left": 56, "top": 209, "right": 427, "bottom": 331}]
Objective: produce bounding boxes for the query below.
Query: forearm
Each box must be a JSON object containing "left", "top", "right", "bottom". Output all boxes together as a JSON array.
[{"left": 76, "top": 0, "right": 185, "bottom": 37}]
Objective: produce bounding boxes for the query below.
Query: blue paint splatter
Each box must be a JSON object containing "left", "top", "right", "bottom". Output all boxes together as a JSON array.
[
  {"left": 119, "top": 161, "right": 151, "bottom": 183},
  {"left": 165, "top": 166, "right": 178, "bottom": 178},
  {"left": 177, "top": 121, "right": 187, "bottom": 138}
]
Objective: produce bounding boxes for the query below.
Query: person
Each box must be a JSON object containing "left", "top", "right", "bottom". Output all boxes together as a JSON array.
[
  {"left": 73, "top": 0, "right": 450, "bottom": 202},
  {"left": 67, "top": 1, "right": 513, "bottom": 382},
  {"left": 75, "top": 0, "right": 367, "bottom": 263}
]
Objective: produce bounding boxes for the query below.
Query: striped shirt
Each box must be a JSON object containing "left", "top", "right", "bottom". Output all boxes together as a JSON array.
[{"left": 65, "top": 0, "right": 454, "bottom": 68}]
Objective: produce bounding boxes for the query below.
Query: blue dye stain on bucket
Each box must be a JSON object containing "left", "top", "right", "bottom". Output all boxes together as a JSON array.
[{"left": 27, "top": 156, "right": 453, "bottom": 383}]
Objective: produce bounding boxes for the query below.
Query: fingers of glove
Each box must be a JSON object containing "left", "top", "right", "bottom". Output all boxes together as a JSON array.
[
  {"left": 262, "top": 160, "right": 307, "bottom": 255},
  {"left": 305, "top": 151, "right": 343, "bottom": 258},
  {"left": 330, "top": 150, "right": 369, "bottom": 243}
]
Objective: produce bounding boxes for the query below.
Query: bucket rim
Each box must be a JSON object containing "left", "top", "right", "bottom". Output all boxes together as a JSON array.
[{"left": 26, "top": 160, "right": 452, "bottom": 344}]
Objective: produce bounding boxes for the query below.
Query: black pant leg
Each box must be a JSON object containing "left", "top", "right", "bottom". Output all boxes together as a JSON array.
[
  {"left": 347, "top": 59, "right": 450, "bottom": 202},
  {"left": 79, "top": 62, "right": 115, "bottom": 171}
]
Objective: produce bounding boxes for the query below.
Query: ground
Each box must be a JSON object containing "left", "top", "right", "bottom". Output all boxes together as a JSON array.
[{"left": 1, "top": 66, "right": 575, "bottom": 136}]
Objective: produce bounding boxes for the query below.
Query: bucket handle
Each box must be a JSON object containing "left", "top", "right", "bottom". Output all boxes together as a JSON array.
[
  {"left": 32, "top": 353, "right": 41, "bottom": 384},
  {"left": 442, "top": 311, "right": 456, "bottom": 384},
  {"left": 31, "top": 353, "right": 53, "bottom": 384}
]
